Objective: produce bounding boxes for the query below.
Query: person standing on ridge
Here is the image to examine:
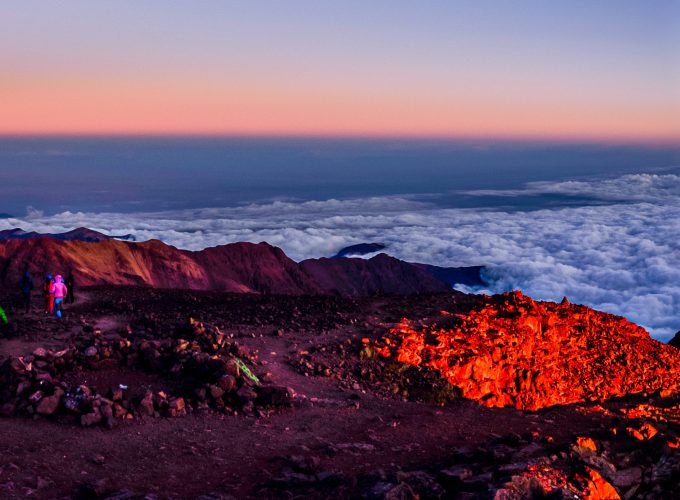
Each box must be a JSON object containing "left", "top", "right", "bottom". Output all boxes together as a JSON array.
[
  {"left": 18, "top": 270, "right": 34, "bottom": 313},
  {"left": 43, "top": 274, "right": 55, "bottom": 314},
  {"left": 50, "top": 275, "right": 68, "bottom": 319},
  {"left": 65, "top": 272, "right": 75, "bottom": 304}
]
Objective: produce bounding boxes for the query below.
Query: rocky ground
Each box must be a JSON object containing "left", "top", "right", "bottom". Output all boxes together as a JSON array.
[{"left": 0, "top": 287, "right": 678, "bottom": 499}]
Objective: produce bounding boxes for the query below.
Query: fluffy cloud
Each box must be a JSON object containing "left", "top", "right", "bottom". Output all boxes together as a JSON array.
[
  {"left": 466, "top": 173, "right": 680, "bottom": 202},
  {"left": 3, "top": 176, "right": 679, "bottom": 341}
]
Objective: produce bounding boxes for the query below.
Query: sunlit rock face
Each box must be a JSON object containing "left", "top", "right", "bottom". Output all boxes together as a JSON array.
[{"left": 376, "top": 291, "right": 680, "bottom": 410}]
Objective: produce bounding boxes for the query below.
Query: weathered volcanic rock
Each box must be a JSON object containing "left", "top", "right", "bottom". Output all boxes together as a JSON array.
[
  {"left": 374, "top": 291, "right": 680, "bottom": 410},
  {"left": 0, "top": 318, "right": 289, "bottom": 426}
]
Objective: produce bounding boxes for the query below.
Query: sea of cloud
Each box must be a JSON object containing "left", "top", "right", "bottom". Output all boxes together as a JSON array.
[{"left": 3, "top": 174, "right": 679, "bottom": 342}]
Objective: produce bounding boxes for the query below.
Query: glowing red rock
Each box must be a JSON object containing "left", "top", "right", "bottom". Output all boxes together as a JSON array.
[
  {"left": 377, "top": 291, "right": 680, "bottom": 410},
  {"left": 575, "top": 467, "right": 621, "bottom": 500},
  {"left": 575, "top": 437, "right": 598, "bottom": 452}
]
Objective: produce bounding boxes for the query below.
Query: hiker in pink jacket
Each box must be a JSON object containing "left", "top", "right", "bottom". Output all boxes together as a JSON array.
[{"left": 50, "top": 275, "right": 68, "bottom": 319}]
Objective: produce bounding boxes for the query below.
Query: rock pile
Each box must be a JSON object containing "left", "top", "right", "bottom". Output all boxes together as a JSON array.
[
  {"left": 364, "top": 396, "right": 679, "bottom": 499},
  {"left": 0, "top": 319, "right": 293, "bottom": 427},
  {"left": 372, "top": 291, "right": 680, "bottom": 410}
]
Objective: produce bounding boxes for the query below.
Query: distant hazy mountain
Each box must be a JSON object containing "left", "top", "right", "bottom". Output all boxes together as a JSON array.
[
  {"left": 409, "top": 263, "right": 486, "bottom": 288},
  {"left": 332, "top": 242, "right": 387, "bottom": 258},
  {"left": 0, "top": 227, "right": 136, "bottom": 243},
  {"left": 332, "top": 242, "right": 486, "bottom": 288},
  {"left": 670, "top": 332, "right": 680, "bottom": 349}
]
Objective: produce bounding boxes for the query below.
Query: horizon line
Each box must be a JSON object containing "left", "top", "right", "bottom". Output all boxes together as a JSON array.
[{"left": 1, "top": 131, "right": 679, "bottom": 148}]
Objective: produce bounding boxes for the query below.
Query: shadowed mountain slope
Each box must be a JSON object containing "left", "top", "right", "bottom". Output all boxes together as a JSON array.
[{"left": 0, "top": 238, "right": 450, "bottom": 296}]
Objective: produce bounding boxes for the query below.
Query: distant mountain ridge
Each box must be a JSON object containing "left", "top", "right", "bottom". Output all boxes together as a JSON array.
[
  {"left": 670, "top": 332, "right": 680, "bottom": 349},
  {"left": 331, "top": 242, "right": 386, "bottom": 258},
  {"left": 0, "top": 237, "right": 450, "bottom": 296},
  {"left": 332, "top": 242, "right": 486, "bottom": 288},
  {"left": 0, "top": 227, "right": 136, "bottom": 243}
]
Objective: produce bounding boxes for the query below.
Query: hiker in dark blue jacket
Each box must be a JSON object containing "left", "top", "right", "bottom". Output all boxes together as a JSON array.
[{"left": 18, "top": 271, "right": 34, "bottom": 314}]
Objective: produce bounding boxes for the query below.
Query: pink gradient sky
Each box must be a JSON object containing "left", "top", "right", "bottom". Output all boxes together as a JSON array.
[{"left": 1, "top": 1, "right": 678, "bottom": 142}]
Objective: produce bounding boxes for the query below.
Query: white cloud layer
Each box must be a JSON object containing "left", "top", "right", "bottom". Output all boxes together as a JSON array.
[{"left": 2, "top": 175, "right": 679, "bottom": 342}]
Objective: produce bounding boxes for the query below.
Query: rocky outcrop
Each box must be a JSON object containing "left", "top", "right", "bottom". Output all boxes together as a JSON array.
[
  {"left": 0, "top": 238, "right": 450, "bottom": 296},
  {"left": 364, "top": 394, "right": 680, "bottom": 500},
  {"left": 0, "top": 319, "right": 291, "bottom": 426},
  {"left": 372, "top": 291, "right": 680, "bottom": 410}
]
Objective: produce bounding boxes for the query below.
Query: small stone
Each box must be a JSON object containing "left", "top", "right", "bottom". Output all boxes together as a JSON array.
[
  {"left": 626, "top": 423, "right": 658, "bottom": 441},
  {"left": 99, "top": 402, "right": 113, "bottom": 419},
  {"left": 255, "top": 386, "right": 295, "bottom": 407},
  {"left": 137, "top": 392, "right": 154, "bottom": 417},
  {"left": 109, "top": 388, "right": 124, "bottom": 401},
  {"left": 208, "top": 385, "right": 224, "bottom": 400},
  {"left": 236, "top": 385, "right": 257, "bottom": 402},
  {"left": 216, "top": 375, "right": 236, "bottom": 393},
  {"left": 577, "top": 467, "right": 620, "bottom": 500},
  {"left": 28, "top": 390, "right": 44, "bottom": 404},
  {"left": 36, "top": 395, "right": 61, "bottom": 415},
  {"left": 81, "top": 411, "right": 102, "bottom": 427},
  {"left": 84, "top": 346, "right": 98, "bottom": 357},
  {"left": 32, "top": 347, "right": 48, "bottom": 359},
  {"left": 575, "top": 436, "right": 597, "bottom": 453}
]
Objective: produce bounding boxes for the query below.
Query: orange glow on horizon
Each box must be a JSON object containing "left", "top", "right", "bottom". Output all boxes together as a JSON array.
[{"left": 2, "top": 78, "right": 679, "bottom": 144}]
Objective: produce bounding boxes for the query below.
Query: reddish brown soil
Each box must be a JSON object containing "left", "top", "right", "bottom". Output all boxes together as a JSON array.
[{"left": 0, "top": 287, "right": 677, "bottom": 499}]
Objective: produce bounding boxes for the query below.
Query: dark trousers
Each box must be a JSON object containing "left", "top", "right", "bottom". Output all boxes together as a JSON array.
[
  {"left": 66, "top": 289, "right": 75, "bottom": 304},
  {"left": 21, "top": 293, "right": 31, "bottom": 313}
]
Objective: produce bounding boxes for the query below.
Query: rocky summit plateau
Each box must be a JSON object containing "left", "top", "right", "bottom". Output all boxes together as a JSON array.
[{"left": 0, "top": 237, "right": 677, "bottom": 499}]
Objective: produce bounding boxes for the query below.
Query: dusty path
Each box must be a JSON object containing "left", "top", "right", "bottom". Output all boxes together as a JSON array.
[{"left": 0, "top": 380, "right": 608, "bottom": 498}]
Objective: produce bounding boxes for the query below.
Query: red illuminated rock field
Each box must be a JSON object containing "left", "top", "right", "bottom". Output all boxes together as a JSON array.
[{"left": 372, "top": 291, "right": 680, "bottom": 411}]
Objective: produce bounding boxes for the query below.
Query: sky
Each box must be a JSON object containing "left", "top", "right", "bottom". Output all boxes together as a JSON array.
[{"left": 1, "top": 1, "right": 679, "bottom": 142}]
